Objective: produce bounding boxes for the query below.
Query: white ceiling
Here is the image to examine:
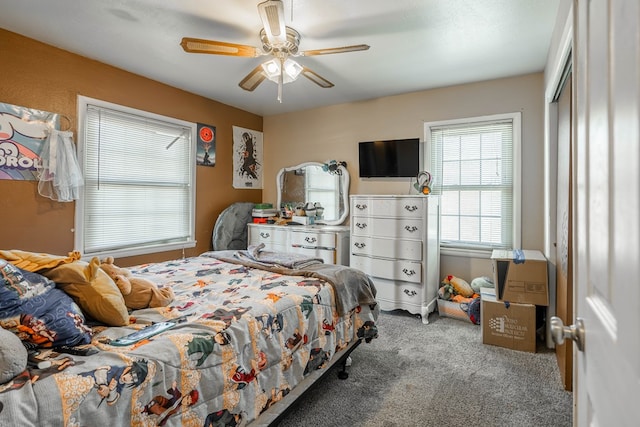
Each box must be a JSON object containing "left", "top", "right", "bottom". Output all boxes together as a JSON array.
[{"left": 0, "top": 0, "right": 560, "bottom": 117}]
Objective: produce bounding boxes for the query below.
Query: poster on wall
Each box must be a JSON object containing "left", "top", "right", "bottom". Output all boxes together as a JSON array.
[
  {"left": 232, "top": 126, "right": 263, "bottom": 189},
  {"left": 0, "top": 102, "right": 58, "bottom": 180},
  {"left": 196, "top": 123, "right": 216, "bottom": 167}
]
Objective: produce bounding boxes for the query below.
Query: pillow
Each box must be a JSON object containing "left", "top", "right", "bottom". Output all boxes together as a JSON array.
[
  {"left": 0, "top": 260, "right": 92, "bottom": 348},
  {"left": 0, "top": 258, "right": 53, "bottom": 313},
  {"left": 0, "top": 327, "right": 27, "bottom": 384},
  {"left": 43, "top": 257, "right": 129, "bottom": 327}
]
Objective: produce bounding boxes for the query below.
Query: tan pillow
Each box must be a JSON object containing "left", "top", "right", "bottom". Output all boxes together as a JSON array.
[{"left": 43, "top": 257, "right": 129, "bottom": 326}]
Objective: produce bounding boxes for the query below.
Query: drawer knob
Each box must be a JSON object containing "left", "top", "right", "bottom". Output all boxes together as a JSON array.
[
  {"left": 404, "top": 225, "right": 418, "bottom": 232},
  {"left": 355, "top": 204, "right": 368, "bottom": 210},
  {"left": 402, "top": 268, "right": 416, "bottom": 276},
  {"left": 260, "top": 232, "right": 270, "bottom": 238},
  {"left": 403, "top": 289, "right": 417, "bottom": 297},
  {"left": 355, "top": 222, "right": 367, "bottom": 229},
  {"left": 354, "top": 242, "right": 366, "bottom": 249},
  {"left": 404, "top": 205, "right": 418, "bottom": 212},
  {"left": 305, "top": 237, "right": 317, "bottom": 243}
]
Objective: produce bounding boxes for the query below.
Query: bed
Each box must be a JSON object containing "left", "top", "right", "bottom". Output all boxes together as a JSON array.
[{"left": 0, "top": 249, "right": 379, "bottom": 426}]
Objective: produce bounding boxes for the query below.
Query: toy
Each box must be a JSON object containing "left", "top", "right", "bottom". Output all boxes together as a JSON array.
[
  {"left": 437, "top": 275, "right": 481, "bottom": 324},
  {"left": 470, "top": 276, "right": 494, "bottom": 293},
  {"left": 442, "top": 275, "right": 475, "bottom": 298},
  {"left": 100, "top": 257, "right": 174, "bottom": 310}
]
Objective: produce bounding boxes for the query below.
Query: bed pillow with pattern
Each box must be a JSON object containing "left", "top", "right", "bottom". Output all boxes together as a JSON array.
[{"left": 0, "top": 259, "right": 92, "bottom": 347}]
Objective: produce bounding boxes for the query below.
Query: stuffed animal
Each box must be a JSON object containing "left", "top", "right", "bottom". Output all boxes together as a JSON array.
[
  {"left": 442, "top": 275, "right": 475, "bottom": 298},
  {"left": 99, "top": 257, "right": 174, "bottom": 310},
  {"left": 470, "top": 276, "right": 494, "bottom": 293}
]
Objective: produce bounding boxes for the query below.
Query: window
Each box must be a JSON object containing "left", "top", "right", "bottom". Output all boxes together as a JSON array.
[
  {"left": 425, "top": 112, "right": 521, "bottom": 256},
  {"left": 76, "top": 96, "right": 196, "bottom": 258}
]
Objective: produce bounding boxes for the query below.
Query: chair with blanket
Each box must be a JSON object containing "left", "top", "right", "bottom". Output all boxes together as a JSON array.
[{"left": 211, "top": 202, "right": 255, "bottom": 250}]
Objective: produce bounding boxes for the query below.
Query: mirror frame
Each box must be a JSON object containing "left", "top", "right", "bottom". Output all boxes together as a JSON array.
[{"left": 276, "top": 161, "right": 350, "bottom": 226}]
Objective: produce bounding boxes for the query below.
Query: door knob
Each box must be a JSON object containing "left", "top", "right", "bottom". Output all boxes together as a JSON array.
[{"left": 550, "top": 316, "right": 585, "bottom": 351}]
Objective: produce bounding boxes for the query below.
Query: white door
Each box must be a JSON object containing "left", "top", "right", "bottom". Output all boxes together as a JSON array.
[{"left": 573, "top": 1, "right": 639, "bottom": 425}]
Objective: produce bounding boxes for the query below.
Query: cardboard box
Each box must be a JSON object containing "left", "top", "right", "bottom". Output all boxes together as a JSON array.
[
  {"left": 482, "top": 293, "right": 537, "bottom": 352},
  {"left": 491, "top": 249, "right": 549, "bottom": 306},
  {"left": 437, "top": 298, "right": 473, "bottom": 323}
]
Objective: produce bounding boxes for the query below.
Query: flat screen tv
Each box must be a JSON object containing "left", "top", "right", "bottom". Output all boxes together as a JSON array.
[{"left": 358, "top": 138, "right": 421, "bottom": 178}]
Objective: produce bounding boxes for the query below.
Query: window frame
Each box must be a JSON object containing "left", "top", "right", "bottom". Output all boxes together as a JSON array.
[
  {"left": 75, "top": 95, "right": 197, "bottom": 259},
  {"left": 424, "top": 112, "right": 522, "bottom": 258}
]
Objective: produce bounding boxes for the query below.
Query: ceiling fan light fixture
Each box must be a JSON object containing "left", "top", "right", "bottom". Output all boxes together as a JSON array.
[
  {"left": 284, "top": 59, "right": 303, "bottom": 80},
  {"left": 261, "top": 58, "right": 302, "bottom": 84}
]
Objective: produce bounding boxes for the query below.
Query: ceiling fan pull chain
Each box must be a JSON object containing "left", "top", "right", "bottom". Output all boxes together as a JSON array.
[{"left": 278, "top": 57, "right": 284, "bottom": 102}]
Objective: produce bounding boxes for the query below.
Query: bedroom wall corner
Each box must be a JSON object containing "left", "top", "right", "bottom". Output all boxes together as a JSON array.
[
  {"left": 0, "top": 29, "right": 263, "bottom": 265},
  {"left": 262, "top": 73, "right": 547, "bottom": 282}
]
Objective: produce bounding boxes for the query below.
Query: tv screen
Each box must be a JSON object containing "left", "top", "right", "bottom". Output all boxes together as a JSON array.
[{"left": 358, "top": 138, "right": 420, "bottom": 178}]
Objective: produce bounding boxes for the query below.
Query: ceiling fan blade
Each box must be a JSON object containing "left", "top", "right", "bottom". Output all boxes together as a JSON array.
[
  {"left": 300, "top": 44, "right": 370, "bottom": 56},
  {"left": 181, "top": 37, "right": 258, "bottom": 57},
  {"left": 239, "top": 65, "right": 267, "bottom": 91},
  {"left": 301, "top": 67, "right": 334, "bottom": 88},
  {"left": 258, "top": 0, "right": 287, "bottom": 45}
]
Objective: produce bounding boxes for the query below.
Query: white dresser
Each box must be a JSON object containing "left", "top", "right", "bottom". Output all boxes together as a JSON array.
[
  {"left": 247, "top": 223, "right": 350, "bottom": 265},
  {"left": 349, "top": 195, "right": 440, "bottom": 324}
]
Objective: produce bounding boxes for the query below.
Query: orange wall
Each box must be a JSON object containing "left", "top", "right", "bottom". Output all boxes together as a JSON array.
[{"left": 0, "top": 29, "right": 262, "bottom": 266}]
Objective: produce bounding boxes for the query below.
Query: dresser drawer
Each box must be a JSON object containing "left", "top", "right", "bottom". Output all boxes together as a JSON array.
[
  {"left": 290, "top": 230, "right": 336, "bottom": 249},
  {"left": 350, "top": 255, "right": 422, "bottom": 283},
  {"left": 373, "top": 277, "right": 424, "bottom": 307},
  {"left": 248, "top": 225, "right": 288, "bottom": 250},
  {"left": 351, "top": 216, "right": 424, "bottom": 240},
  {"left": 291, "top": 246, "right": 336, "bottom": 264},
  {"left": 351, "top": 236, "right": 422, "bottom": 261},
  {"left": 351, "top": 197, "right": 426, "bottom": 218}
]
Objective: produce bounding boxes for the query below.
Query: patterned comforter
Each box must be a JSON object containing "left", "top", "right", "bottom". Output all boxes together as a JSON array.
[{"left": 0, "top": 252, "right": 379, "bottom": 426}]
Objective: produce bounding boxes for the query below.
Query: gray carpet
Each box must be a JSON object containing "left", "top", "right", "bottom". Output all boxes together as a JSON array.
[{"left": 276, "top": 310, "right": 573, "bottom": 427}]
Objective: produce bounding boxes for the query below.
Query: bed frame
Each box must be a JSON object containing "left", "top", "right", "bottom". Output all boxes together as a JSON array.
[{"left": 252, "top": 339, "right": 361, "bottom": 426}]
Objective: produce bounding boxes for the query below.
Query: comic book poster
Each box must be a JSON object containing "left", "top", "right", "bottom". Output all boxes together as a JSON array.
[
  {"left": 0, "top": 102, "right": 59, "bottom": 180},
  {"left": 232, "top": 126, "right": 263, "bottom": 189},
  {"left": 195, "top": 123, "right": 216, "bottom": 167}
]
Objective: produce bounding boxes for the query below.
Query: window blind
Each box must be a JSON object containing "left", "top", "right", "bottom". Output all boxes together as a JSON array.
[
  {"left": 429, "top": 118, "right": 515, "bottom": 250},
  {"left": 79, "top": 101, "right": 195, "bottom": 256}
]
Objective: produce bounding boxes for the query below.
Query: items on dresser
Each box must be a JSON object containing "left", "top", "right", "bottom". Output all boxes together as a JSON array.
[
  {"left": 248, "top": 223, "right": 350, "bottom": 265},
  {"left": 349, "top": 195, "right": 440, "bottom": 324},
  {"left": 251, "top": 203, "right": 278, "bottom": 224}
]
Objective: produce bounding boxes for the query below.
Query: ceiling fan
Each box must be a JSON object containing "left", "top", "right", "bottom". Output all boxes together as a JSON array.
[{"left": 180, "top": 0, "right": 370, "bottom": 102}]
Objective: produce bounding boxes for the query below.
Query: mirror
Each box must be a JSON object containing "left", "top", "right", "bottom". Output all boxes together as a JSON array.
[{"left": 277, "top": 161, "right": 350, "bottom": 225}]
